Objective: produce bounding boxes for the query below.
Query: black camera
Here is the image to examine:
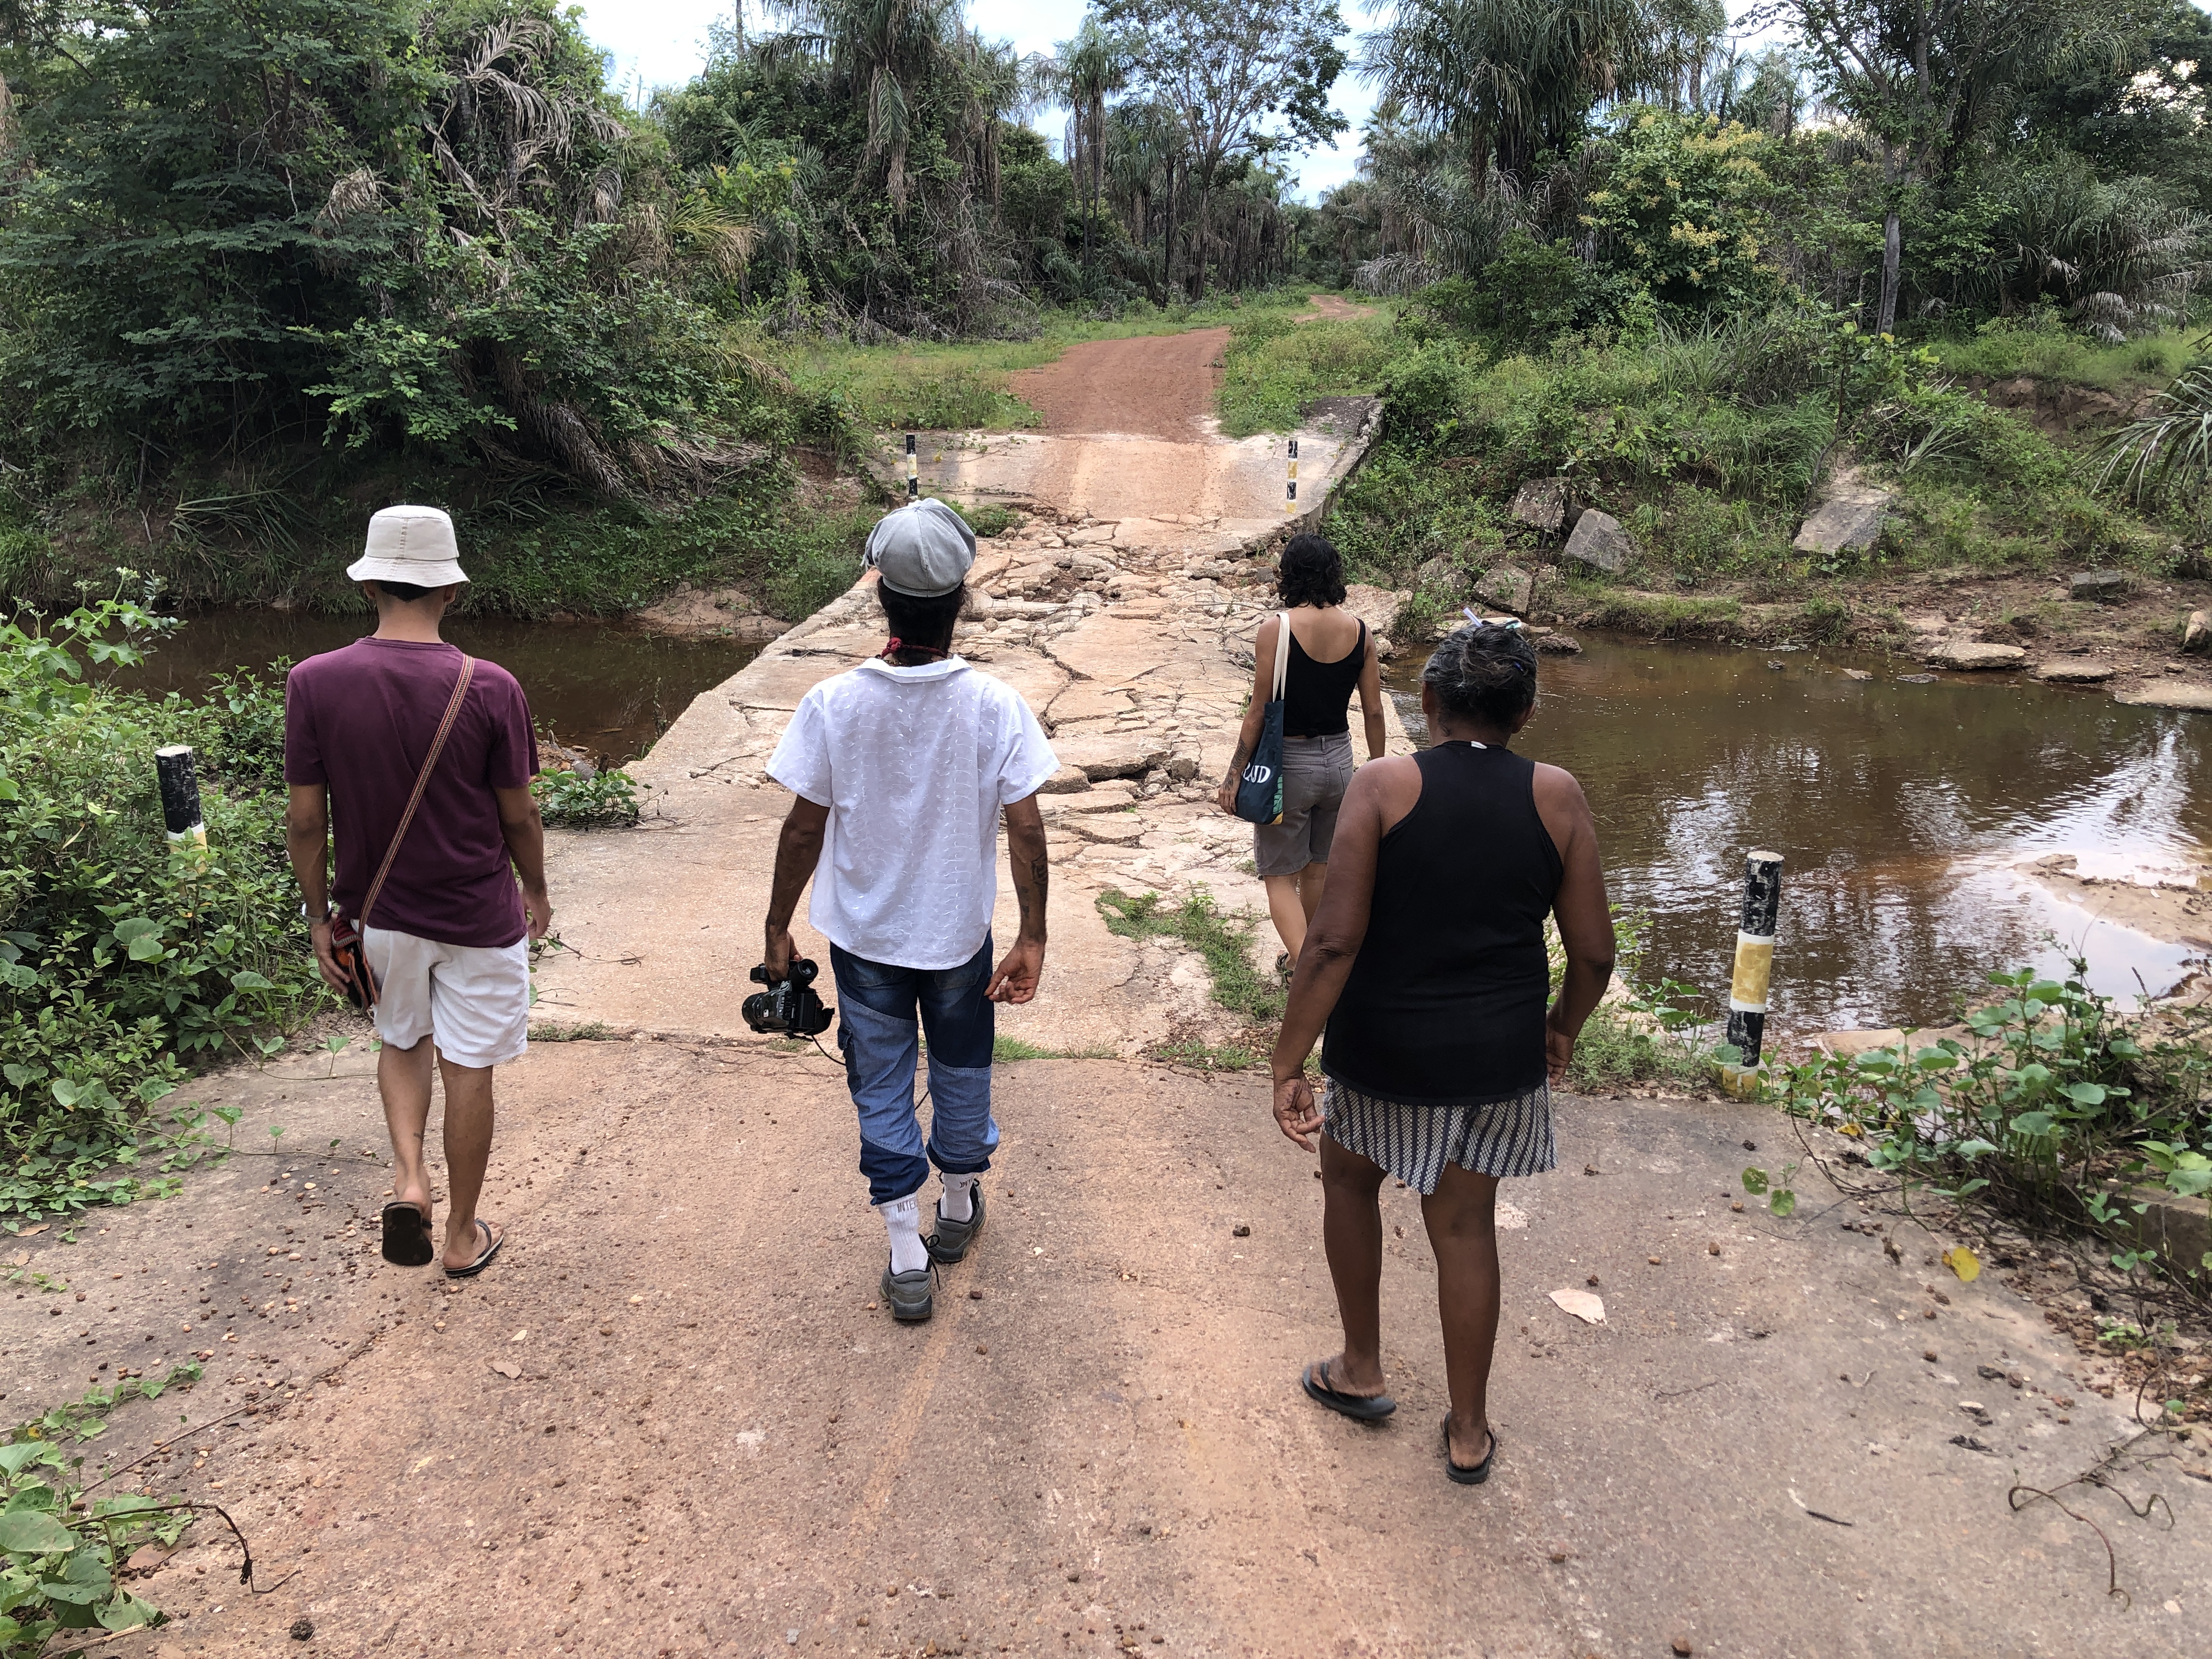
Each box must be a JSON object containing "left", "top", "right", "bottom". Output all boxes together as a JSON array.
[{"left": 743, "top": 957, "right": 833, "bottom": 1036}]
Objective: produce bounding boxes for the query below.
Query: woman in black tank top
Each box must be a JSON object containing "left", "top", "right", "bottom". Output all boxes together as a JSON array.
[
  {"left": 1214, "top": 535, "right": 1386, "bottom": 968},
  {"left": 1262, "top": 623, "right": 1617, "bottom": 1486}
]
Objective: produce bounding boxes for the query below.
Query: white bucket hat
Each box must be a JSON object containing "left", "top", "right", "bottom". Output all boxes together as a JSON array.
[{"left": 347, "top": 505, "right": 469, "bottom": 588}]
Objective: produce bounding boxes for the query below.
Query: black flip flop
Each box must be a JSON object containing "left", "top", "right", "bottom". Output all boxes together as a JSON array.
[
  {"left": 1302, "top": 1360, "right": 1396, "bottom": 1421},
  {"left": 1443, "top": 1418, "right": 1496, "bottom": 1486},
  {"left": 444, "top": 1218, "right": 504, "bottom": 1279},
  {"left": 379, "top": 1201, "right": 433, "bottom": 1268}
]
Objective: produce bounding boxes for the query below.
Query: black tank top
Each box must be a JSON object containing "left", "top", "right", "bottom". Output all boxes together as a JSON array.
[
  {"left": 1282, "top": 616, "right": 1365, "bottom": 737},
  {"left": 1322, "top": 743, "right": 1564, "bottom": 1104}
]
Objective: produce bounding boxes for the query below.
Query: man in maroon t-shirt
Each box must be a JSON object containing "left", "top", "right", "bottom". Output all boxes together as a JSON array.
[{"left": 284, "top": 505, "right": 551, "bottom": 1278}]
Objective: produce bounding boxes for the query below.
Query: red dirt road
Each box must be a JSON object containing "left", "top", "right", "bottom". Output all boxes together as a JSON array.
[{"left": 1009, "top": 328, "right": 1229, "bottom": 439}]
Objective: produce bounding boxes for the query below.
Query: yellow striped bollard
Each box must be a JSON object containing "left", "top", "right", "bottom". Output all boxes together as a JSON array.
[
  {"left": 905, "top": 432, "right": 918, "bottom": 501},
  {"left": 1718, "top": 849, "right": 1783, "bottom": 1098},
  {"left": 1284, "top": 437, "right": 1297, "bottom": 513}
]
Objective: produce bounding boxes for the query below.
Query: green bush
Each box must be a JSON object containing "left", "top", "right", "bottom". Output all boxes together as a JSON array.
[
  {"left": 0, "top": 586, "right": 321, "bottom": 1228},
  {"left": 1774, "top": 963, "right": 2212, "bottom": 1295},
  {"left": 533, "top": 768, "right": 641, "bottom": 829}
]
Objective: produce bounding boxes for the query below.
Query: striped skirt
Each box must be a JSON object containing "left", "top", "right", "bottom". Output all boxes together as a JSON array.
[{"left": 1322, "top": 1079, "right": 1555, "bottom": 1194}]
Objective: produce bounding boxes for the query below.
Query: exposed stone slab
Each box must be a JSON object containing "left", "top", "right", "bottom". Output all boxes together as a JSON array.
[
  {"left": 2069, "top": 569, "right": 2130, "bottom": 602},
  {"left": 1563, "top": 508, "right": 1632, "bottom": 573},
  {"left": 1792, "top": 471, "right": 1894, "bottom": 556},
  {"left": 2033, "top": 659, "right": 2116, "bottom": 685},
  {"left": 2117, "top": 681, "right": 2212, "bottom": 711},
  {"left": 1340, "top": 583, "right": 1409, "bottom": 638},
  {"left": 1927, "top": 641, "right": 2026, "bottom": 671},
  {"left": 1051, "top": 730, "right": 1173, "bottom": 780}
]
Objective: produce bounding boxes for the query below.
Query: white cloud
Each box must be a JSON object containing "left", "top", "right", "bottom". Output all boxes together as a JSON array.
[{"left": 572, "top": 0, "right": 1375, "bottom": 201}]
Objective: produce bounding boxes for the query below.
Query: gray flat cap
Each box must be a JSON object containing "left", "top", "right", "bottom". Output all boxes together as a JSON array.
[{"left": 866, "top": 499, "right": 977, "bottom": 597}]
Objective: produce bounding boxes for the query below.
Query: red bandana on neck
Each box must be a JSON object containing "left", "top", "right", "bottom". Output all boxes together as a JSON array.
[{"left": 879, "top": 637, "right": 949, "bottom": 663}]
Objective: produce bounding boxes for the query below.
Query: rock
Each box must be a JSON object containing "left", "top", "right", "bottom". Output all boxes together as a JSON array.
[
  {"left": 1534, "top": 633, "right": 1581, "bottom": 654},
  {"left": 1373, "top": 634, "right": 1397, "bottom": 661},
  {"left": 1562, "top": 508, "right": 1631, "bottom": 573},
  {"left": 1340, "top": 582, "right": 1410, "bottom": 638},
  {"left": 2032, "top": 659, "right": 2115, "bottom": 685},
  {"left": 2070, "top": 569, "right": 2130, "bottom": 602},
  {"left": 1474, "top": 563, "right": 1537, "bottom": 615},
  {"left": 2185, "top": 610, "right": 2211, "bottom": 654},
  {"left": 1414, "top": 556, "right": 1466, "bottom": 597},
  {"left": 1051, "top": 731, "right": 1171, "bottom": 780},
  {"left": 1842, "top": 668, "right": 1873, "bottom": 681},
  {"left": 1039, "top": 765, "right": 1092, "bottom": 794},
  {"left": 1791, "top": 471, "right": 1894, "bottom": 556},
  {"left": 1548, "top": 1288, "right": 1605, "bottom": 1323},
  {"left": 1165, "top": 755, "right": 1199, "bottom": 782},
  {"left": 1509, "top": 476, "right": 1568, "bottom": 533},
  {"left": 1926, "top": 641, "right": 2026, "bottom": 671},
  {"left": 2117, "top": 682, "right": 2212, "bottom": 712}
]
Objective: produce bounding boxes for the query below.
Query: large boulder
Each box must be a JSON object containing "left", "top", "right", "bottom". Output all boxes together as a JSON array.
[
  {"left": 1414, "top": 555, "right": 1467, "bottom": 597},
  {"left": 2186, "top": 610, "right": 2212, "bottom": 654},
  {"left": 1509, "top": 477, "right": 1568, "bottom": 534},
  {"left": 1562, "top": 509, "right": 1632, "bottom": 573},
  {"left": 1474, "top": 563, "right": 1537, "bottom": 615},
  {"left": 1791, "top": 469, "right": 1894, "bottom": 556},
  {"left": 1927, "top": 641, "right": 2026, "bottom": 671}
]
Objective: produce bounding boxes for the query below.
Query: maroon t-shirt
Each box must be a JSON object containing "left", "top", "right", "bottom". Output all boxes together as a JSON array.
[{"left": 284, "top": 639, "right": 537, "bottom": 947}]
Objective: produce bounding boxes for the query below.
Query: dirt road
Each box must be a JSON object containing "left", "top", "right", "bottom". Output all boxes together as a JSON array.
[
  {"left": 1010, "top": 329, "right": 1229, "bottom": 441},
  {"left": 12, "top": 1045, "right": 2198, "bottom": 1659}
]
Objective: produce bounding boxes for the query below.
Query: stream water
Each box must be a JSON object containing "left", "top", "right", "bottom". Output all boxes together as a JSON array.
[
  {"left": 128, "top": 610, "right": 2211, "bottom": 1038},
  {"left": 1389, "top": 640, "right": 2211, "bottom": 1036},
  {"left": 119, "top": 611, "right": 763, "bottom": 766}
]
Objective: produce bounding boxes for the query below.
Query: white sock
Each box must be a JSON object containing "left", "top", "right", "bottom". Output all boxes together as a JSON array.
[
  {"left": 878, "top": 1194, "right": 928, "bottom": 1275},
  {"left": 939, "top": 1171, "right": 976, "bottom": 1223}
]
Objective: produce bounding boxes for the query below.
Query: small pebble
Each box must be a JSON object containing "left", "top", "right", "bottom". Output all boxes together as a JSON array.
[
  {"left": 1232, "top": 1223, "right": 1251, "bottom": 1238},
  {"left": 1648, "top": 1256, "right": 1663, "bottom": 1266},
  {"left": 1673, "top": 1638, "right": 1695, "bottom": 1656},
  {"left": 1585, "top": 1274, "right": 1600, "bottom": 1287},
  {"left": 968, "top": 1289, "right": 984, "bottom": 1300},
  {"left": 975, "top": 1343, "right": 989, "bottom": 1355},
  {"left": 1923, "top": 1350, "right": 1939, "bottom": 1362},
  {"left": 1707, "top": 1242, "right": 1721, "bottom": 1256}
]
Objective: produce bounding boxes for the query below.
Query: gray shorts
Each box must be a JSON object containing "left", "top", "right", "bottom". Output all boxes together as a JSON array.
[
  {"left": 1323, "top": 1078, "right": 1556, "bottom": 1193},
  {"left": 1253, "top": 732, "right": 1356, "bottom": 877}
]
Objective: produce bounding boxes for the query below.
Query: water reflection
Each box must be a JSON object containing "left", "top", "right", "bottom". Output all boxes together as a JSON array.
[
  {"left": 1389, "top": 639, "right": 2212, "bottom": 1034},
  {"left": 114, "top": 611, "right": 763, "bottom": 766}
]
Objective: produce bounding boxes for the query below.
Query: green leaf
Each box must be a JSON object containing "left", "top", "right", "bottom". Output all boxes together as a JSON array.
[
  {"left": 97, "top": 1592, "right": 157, "bottom": 1632},
  {"left": 2061, "top": 1082, "right": 2107, "bottom": 1107},
  {"left": 0, "top": 962, "right": 33, "bottom": 991},
  {"left": 2011, "top": 1111, "right": 2056, "bottom": 1136},
  {"left": 1741, "top": 1166, "right": 1769, "bottom": 1195},
  {"left": 0, "top": 1444, "right": 57, "bottom": 1476},
  {"left": 48, "top": 1080, "right": 81, "bottom": 1109},
  {"left": 2, "top": 1064, "right": 40, "bottom": 1089},
  {"left": 229, "top": 969, "right": 274, "bottom": 991},
  {"left": 1768, "top": 1188, "right": 1797, "bottom": 1218},
  {"left": 125, "top": 934, "right": 163, "bottom": 962},
  {"left": 0, "top": 1511, "right": 76, "bottom": 1554},
  {"left": 110, "top": 918, "right": 160, "bottom": 944},
  {"left": 1954, "top": 1138, "right": 1999, "bottom": 1159}
]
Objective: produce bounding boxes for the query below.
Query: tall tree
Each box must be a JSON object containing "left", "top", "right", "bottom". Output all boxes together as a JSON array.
[
  {"left": 1101, "top": 0, "right": 1346, "bottom": 296},
  {"left": 1751, "top": 0, "right": 2119, "bottom": 331}
]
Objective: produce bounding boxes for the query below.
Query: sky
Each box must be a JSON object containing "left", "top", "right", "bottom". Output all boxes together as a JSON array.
[{"left": 574, "top": 0, "right": 1381, "bottom": 201}]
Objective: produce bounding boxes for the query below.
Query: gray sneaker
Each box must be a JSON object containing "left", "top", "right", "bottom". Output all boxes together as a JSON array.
[
  {"left": 927, "top": 1183, "right": 985, "bottom": 1265},
  {"left": 880, "top": 1260, "right": 935, "bottom": 1322}
]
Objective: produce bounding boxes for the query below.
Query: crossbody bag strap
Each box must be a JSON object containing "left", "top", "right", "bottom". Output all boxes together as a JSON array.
[
  {"left": 1272, "top": 611, "right": 1291, "bottom": 701},
  {"left": 357, "top": 655, "right": 476, "bottom": 932}
]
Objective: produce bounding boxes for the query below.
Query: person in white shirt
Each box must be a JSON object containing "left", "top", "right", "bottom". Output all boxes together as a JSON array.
[{"left": 761, "top": 499, "right": 1058, "bottom": 1322}]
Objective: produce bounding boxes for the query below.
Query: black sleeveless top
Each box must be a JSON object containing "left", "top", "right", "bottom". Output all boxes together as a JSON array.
[
  {"left": 1322, "top": 743, "right": 1564, "bottom": 1105},
  {"left": 1282, "top": 617, "right": 1365, "bottom": 737}
]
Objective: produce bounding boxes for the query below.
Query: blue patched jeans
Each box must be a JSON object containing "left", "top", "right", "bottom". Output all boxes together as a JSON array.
[{"left": 830, "top": 935, "right": 998, "bottom": 1205}]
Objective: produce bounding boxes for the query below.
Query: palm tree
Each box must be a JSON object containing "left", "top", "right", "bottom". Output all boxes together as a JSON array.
[
  {"left": 782, "top": 0, "right": 964, "bottom": 217},
  {"left": 1049, "top": 19, "right": 1130, "bottom": 288}
]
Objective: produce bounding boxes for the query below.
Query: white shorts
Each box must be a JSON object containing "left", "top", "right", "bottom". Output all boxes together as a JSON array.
[{"left": 363, "top": 927, "right": 530, "bottom": 1069}]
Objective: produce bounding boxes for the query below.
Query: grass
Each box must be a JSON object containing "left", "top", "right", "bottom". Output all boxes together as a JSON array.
[
  {"left": 1565, "top": 1004, "right": 1716, "bottom": 1092},
  {"left": 764, "top": 289, "right": 1335, "bottom": 435},
  {"left": 1216, "top": 302, "right": 1398, "bottom": 437},
  {"left": 529, "top": 1021, "right": 619, "bottom": 1041},
  {"left": 1154, "top": 1039, "right": 1263, "bottom": 1071},
  {"left": 991, "top": 1035, "right": 1116, "bottom": 1062},
  {"left": 1924, "top": 319, "right": 2198, "bottom": 391},
  {"left": 1096, "top": 887, "right": 1284, "bottom": 1026}
]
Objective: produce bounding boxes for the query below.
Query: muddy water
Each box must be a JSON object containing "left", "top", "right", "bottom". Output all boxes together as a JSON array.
[
  {"left": 1389, "top": 639, "right": 2211, "bottom": 1036},
  {"left": 118, "top": 611, "right": 763, "bottom": 766}
]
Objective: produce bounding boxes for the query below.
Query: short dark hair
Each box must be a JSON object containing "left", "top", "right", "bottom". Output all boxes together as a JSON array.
[
  {"left": 370, "top": 579, "right": 435, "bottom": 602},
  {"left": 878, "top": 581, "right": 967, "bottom": 662},
  {"left": 1276, "top": 534, "right": 1347, "bottom": 608},
  {"left": 1423, "top": 622, "right": 1538, "bottom": 727}
]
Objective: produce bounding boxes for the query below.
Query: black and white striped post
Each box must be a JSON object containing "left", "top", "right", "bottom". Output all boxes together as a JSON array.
[
  {"left": 905, "top": 432, "right": 918, "bottom": 501},
  {"left": 155, "top": 745, "right": 206, "bottom": 853},
  {"left": 1719, "top": 849, "right": 1783, "bottom": 1097},
  {"left": 1284, "top": 437, "right": 1299, "bottom": 514}
]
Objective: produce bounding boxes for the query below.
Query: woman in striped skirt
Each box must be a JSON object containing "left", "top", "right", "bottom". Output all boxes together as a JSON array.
[{"left": 1267, "top": 622, "right": 1616, "bottom": 1485}]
